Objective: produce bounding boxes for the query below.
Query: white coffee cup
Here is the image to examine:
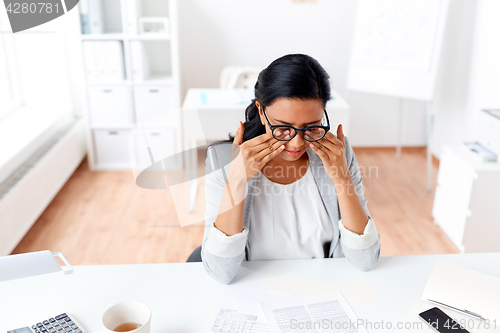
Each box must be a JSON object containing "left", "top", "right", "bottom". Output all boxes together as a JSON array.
[{"left": 102, "top": 301, "right": 151, "bottom": 333}]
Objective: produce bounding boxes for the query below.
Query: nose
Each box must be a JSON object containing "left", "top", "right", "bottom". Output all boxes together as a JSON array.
[{"left": 287, "top": 130, "right": 305, "bottom": 149}]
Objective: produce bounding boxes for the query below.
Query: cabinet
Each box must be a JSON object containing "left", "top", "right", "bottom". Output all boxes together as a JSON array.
[
  {"left": 88, "top": 86, "right": 132, "bottom": 125},
  {"left": 432, "top": 144, "right": 500, "bottom": 253},
  {"left": 133, "top": 86, "right": 174, "bottom": 124},
  {"left": 79, "top": 0, "right": 182, "bottom": 170},
  {"left": 93, "top": 129, "right": 131, "bottom": 166}
]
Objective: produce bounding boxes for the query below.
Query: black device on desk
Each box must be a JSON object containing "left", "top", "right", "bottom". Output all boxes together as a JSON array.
[
  {"left": 419, "top": 307, "right": 470, "bottom": 333},
  {"left": 7, "top": 313, "right": 86, "bottom": 333}
]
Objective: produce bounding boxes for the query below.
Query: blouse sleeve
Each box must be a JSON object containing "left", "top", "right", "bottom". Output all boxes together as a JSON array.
[
  {"left": 201, "top": 153, "right": 247, "bottom": 284},
  {"left": 338, "top": 216, "right": 379, "bottom": 249},
  {"left": 338, "top": 136, "right": 381, "bottom": 271},
  {"left": 204, "top": 223, "right": 249, "bottom": 257}
]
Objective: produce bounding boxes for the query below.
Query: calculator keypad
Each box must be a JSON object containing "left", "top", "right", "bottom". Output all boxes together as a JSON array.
[{"left": 32, "top": 314, "right": 84, "bottom": 333}]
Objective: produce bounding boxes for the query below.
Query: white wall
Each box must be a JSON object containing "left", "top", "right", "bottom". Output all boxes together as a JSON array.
[
  {"left": 431, "top": 0, "right": 478, "bottom": 157},
  {"left": 465, "top": 0, "right": 500, "bottom": 140},
  {"left": 178, "top": 0, "right": 487, "bottom": 156}
]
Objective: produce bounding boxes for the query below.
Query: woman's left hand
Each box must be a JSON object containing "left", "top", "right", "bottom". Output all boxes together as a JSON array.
[{"left": 308, "top": 124, "right": 351, "bottom": 185}]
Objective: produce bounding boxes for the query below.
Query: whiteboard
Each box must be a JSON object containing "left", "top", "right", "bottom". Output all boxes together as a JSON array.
[{"left": 346, "top": 0, "right": 449, "bottom": 101}]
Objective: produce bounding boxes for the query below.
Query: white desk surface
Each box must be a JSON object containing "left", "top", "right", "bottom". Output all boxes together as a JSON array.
[
  {"left": 2, "top": 253, "right": 498, "bottom": 333},
  {"left": 182, "top": 88, "right": 255, "bottom": 109}
]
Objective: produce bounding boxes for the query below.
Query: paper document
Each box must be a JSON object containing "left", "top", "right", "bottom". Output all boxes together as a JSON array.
[
  {"left": 260, "top": 291, "right": 368, "bottom": 333},
  {"left": 210, "top": 309, "right": 269, "bottom": 333},
  {"left": 205, "top": 286, "right": 294, "bottom": 333},
  {"left": 406, "top": 260, "right": 500, "bottom": 332}
]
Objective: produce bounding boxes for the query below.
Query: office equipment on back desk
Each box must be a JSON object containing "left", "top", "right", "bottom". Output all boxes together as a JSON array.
[
  {"left": 432, "top": 144, "right": 500, "bottom": 253},
  {"left": 2, "top": 253, "right": 499, "bottom": 333},
  {"left": 464, "top": 142, "right": 497, "bottom": 162},
  {"left": 181, "top": 88, "right": 350, "bottom": 212},
  {"left": 478, "top": 109, "right": 500, "bottom": 157}
]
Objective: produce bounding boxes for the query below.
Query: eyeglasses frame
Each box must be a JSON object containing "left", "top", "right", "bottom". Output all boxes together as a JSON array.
[{"left": 260, "top": 106, "right": 331, "bottom": 142}]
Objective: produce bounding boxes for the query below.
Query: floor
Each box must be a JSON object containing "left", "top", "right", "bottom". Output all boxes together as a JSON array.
[{"left": 11, "top": 147, "right": 459, "bottom": 265}]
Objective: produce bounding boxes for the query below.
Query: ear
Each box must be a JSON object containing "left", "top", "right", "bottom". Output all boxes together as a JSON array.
[{"left": 256, "top": 101, "right": 265, "bottom": 126}]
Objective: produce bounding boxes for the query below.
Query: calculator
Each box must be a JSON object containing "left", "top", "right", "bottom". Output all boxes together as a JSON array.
[{"left": 7, "top": 313, "right": 86, "bottom": 333}]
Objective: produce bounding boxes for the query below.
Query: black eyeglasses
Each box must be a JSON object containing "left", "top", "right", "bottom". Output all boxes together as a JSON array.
[{"left": 261, "top": 107, "right": 330, "bottom": 142}]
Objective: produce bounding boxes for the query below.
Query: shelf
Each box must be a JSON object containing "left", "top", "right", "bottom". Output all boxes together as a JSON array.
[
  {"left": 86, "top": 80, "right": 132, "bottom": 86},
  {"left": 133, "top": 74, "right": 174, "bottom": 85},
  {"left": 134, "top": 122, "right": 179, "bottom": 128},
  {"left": 129, "top": 34, "right": 171, "bottom": 41},
  {"left": 81, "top": 34, "right": 125, "bottom": 40},
  {"left": 80, "top": 0, "right": 181, "bottom": 171},
  {"left": 85, "top": 78, "right": 174, "bottom": 86}
]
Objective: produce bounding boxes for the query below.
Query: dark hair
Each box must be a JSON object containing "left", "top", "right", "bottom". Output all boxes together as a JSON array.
[{"left": 228, "top": 54, "right": 332, "bottom": 143}]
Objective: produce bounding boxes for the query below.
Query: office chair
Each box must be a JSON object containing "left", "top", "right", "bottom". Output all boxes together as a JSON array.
[
  {"left": 219, "top": 66, "right": 261, "bottom": 89},
  {"left": 187, "top": 246, "right": 202, "bottom": 262}
]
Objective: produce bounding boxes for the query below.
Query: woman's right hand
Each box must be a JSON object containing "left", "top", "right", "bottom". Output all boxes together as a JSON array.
[{"left": 232, "top": 121, "right": 285, "bottom": 182}]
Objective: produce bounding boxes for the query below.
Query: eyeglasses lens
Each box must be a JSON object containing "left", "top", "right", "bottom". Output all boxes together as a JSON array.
[
  {"left": 273, "top": 127, "right": 294, "bottom": 141},
  {"left": 303, "top": 128, "right": 327, "bottom": 141}
]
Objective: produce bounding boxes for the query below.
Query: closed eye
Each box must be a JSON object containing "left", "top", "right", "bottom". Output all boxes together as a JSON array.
[{"left": 274, "top": 119, "right": 322, "bottom": 127}]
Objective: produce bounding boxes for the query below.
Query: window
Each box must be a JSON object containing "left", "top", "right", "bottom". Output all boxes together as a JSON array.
[{"left": 0, "top": 10, "right": 22, "bottom": 121}]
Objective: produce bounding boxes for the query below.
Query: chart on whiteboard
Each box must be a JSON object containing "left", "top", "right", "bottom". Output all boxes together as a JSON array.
[{"left": 351, "top": 0, "right": 442, "bottom": 72}]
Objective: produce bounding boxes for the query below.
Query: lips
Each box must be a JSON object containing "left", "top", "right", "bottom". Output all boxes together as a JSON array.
[{"left": 285, "top": 149, "right": 302, "bottom": 156}]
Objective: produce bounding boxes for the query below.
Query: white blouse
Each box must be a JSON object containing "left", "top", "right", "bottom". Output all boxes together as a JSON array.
[
  {"left": 248, "top": 165, "right": 332, "bottom": 260},
  {"left": 204, "top": 167, "right": 380, "bottom": 260}
]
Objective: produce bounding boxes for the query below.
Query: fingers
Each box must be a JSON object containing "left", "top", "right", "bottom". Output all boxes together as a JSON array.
[
  {"left": 246, "top": 133, "right": 284, "bottom": 156},
  {"left": 246, "top": 131, "right": 274, "bottom": 147},
  {"left": 315, "top": 140, "right": 342, "bottom": 156},
  {"left": 324, "top": 130, "right": 345, "bottom": 147},
  {"left": 273, "top": 128, "right": 292, "bottom": 141},
  {"left": 309, "top": 140, "right": 339, "bottom": 159},
  {"left": 309, "top": 141, "right": 330, "bottom": 161},
  {"left": 234, "top": 121, "right": 244, "bottom": 146},
  {"left": 253, "top": 136, "right": 284, "bottom": 155},
  {"left": 336, "top": 124, "right": 345, "bottom": 146},
  {"left": 255, "top": 139, "right": 285, "bottom": 161},
  {"left": 260, "top": 143, "right": 286, "bottom": 164},
  {"left": 311, "top": 131, "right": 345, "bottom": 157}
]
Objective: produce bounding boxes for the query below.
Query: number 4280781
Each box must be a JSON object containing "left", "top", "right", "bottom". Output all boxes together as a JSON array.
[{"left": 6, "top": 2, "right": 60, "bottom": 14}]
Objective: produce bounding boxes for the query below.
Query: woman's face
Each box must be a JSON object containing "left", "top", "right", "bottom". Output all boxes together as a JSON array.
[{"left": 258, "top": 98, "right": 325, "bottom": 163}]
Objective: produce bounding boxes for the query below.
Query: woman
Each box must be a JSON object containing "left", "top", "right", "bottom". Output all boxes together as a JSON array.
[{"left": 201, "top": 54, "right": 381, "bottom": 284}]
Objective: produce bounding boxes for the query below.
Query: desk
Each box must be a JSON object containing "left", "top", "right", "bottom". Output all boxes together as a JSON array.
[
  {"left": 181, "top": 88, "right": 350, "bottom": 212},
  {"left": 1, "top": 253, "right": 499, "bottom": 332},
  {"left": 433, "top": 144, "right": 500, "bottom": 253}
]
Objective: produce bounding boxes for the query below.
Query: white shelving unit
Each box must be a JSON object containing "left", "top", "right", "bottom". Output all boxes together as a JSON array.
[
  {"left": 78, "top": 0, "right": 182, "bottom": 171},
  {"left": 432, "top": 144, "right": 500, "bottom": 253}
]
